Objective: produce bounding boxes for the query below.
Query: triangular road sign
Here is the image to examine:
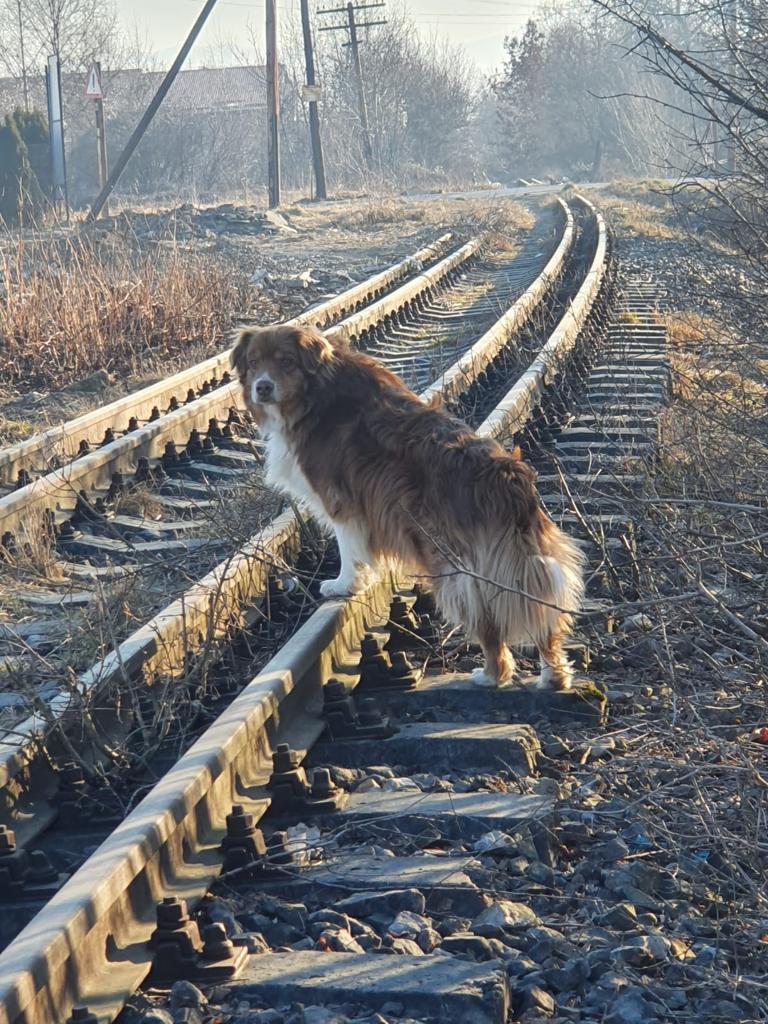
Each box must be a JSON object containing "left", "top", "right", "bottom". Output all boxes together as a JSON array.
[{"left": 84, "top": 64, "right": 103, "bottom": 99}]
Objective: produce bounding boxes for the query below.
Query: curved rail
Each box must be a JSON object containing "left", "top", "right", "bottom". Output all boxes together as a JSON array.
[
  {"left": 0, "top": 197, "right": 604, "bottom": 1024},
  {"left": 480, "top": 195, "right": 607, "bottom": 438},
  {"left": 422, "top": 204, "right": 575, "bottom": 406}
]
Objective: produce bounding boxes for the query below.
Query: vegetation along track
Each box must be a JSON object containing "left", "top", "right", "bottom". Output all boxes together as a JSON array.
[{"left": 0, "top": 196, "right": 610, "bottom": 1022}]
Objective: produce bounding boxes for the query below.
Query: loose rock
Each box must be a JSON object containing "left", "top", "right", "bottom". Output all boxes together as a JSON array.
[
  {"left": 472, "top": 900, "right": 541, "bottom": 937},
  {"left": 169, "top": 982, "right": 206, "bottom": 1012},
  {"left": 336, "top": 889, "right": 426, "bottom": 919}
]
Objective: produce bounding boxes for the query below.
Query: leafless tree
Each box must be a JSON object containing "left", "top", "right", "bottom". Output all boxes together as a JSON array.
[
  {"left": 590, "top": 0, "right": 768, "bottom": 301},
  {"left": 0, "top": 0, "right": 119, "bottom": 75},
  {"left": 312, "top": 6, "right": 478, "bottom": 188},
  {"left": 491, "top": 3, "right": 683, "bottom": 182}
]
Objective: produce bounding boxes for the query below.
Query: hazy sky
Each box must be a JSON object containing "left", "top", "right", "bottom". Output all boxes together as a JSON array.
[{"left": 120, "top": 0, "right": 538, "bottom": 74}]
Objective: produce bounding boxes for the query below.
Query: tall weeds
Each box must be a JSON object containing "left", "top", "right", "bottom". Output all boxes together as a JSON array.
[{"left": 0, "top": 231, "right": 248, "bottom": 389}]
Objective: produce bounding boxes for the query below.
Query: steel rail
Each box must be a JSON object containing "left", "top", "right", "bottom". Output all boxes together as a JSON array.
[
  {"left": 421, "top": 205, "right": 575, "bottom": 407},
  {"left": 0, "top": 233, "right": 455, "bottom": 489},
  {"left": 0, "top": 235, "right": 491, "bottom": 540},
  {"left": 0, "top": 197, "right": 591, "bottom": 1024},
  {"left": 479, "top": 196, "right": 607, "bottom": 439}
]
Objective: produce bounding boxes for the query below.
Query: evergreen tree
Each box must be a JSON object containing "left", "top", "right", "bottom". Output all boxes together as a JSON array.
[{"left": 0, "top": 109, "right": 47, "bottom": 226}]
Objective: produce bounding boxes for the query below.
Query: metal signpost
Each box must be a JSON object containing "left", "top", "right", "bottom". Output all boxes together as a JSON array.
[
  {"left": 85, "top": 62, "right": 110, "bottom": 216},
  {"left": 45, "top": 54, "right": 69, "bottom": 222}
]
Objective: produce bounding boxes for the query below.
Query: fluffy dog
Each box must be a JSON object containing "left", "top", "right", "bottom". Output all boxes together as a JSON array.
[{"left": 232, "top": 324, "right": 584, "bottom": 689}]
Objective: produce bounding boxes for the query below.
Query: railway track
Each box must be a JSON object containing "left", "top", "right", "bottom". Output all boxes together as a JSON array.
[
  {"left": 0, "top": 194, "right": 675, "bottom": 1024},
  {"left": 0, "top": 204, "right": 571, "bottom": 824},
  {"left": 0, "top": 203, "right": 567, "bottom": 762}
]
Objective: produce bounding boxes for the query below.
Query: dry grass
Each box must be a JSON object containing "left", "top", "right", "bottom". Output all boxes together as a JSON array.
[
  {"left": 660, "top": 310, "right": 767, "bottom": 496},
  {"left": 0, "top": 231, "right": 249, "bottom": 391},
  {"left": 607, "top": 178, "right": 674, "bottom": 206},
  {"left": 112, "top": 485, "right": 166, "bottom": 520},
  {"left": 599, "top": 193, "right": 682, "bottom": 239},
  {"left": 287, "top": 195, "right": 536, "bottom": 236},
  {"left": 322, "top": 197, "right": 420, "bottom": 228}
]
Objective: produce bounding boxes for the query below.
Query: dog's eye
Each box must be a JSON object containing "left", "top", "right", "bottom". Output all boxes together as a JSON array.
[
  {"left": 247, "top": 357, "right": 260, "bottom": 371},
  {"left": 277, "top": 356, "right": 295, "bottom": 370}
]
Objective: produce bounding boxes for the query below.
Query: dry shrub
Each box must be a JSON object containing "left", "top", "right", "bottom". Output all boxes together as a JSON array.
[
  {"left": 660, "top": 310, "right": 767, "bottom": 496},
  {"left": 598, "top": 194, "right": 682, "bottom": 239},
  {"left": 0, "top": 232, "right": 249, "bottom": 390},
  {"left": 291, "top": 194, "right": 536, "bottom": 237}
]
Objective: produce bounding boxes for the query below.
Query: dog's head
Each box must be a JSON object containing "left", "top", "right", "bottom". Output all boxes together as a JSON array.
[{"left": 231, "top": 325, "right": 335, "bottom": 416}]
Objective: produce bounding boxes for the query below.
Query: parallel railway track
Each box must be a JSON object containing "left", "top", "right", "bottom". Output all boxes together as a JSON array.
[
  {"left": 0, "top": 194, "right": 674, "bottom": 1024},
  {"left": 0, "top": 201, "right": 570, "bottom": 803}
]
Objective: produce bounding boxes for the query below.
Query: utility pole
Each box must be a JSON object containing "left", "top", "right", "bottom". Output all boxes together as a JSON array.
[
  {"left": 46, "top": 55, "right": 69, "bottom": 222},
  {"left": 87, "top": 0, "right": 220, "bottom": 221},
  {"left": 266, "top": 0, "right": 281, "bottom": 207},
  {"left": 725, "top": 0, "right": 738, "bottom": 174},
  {"left": 16, "top": 0, "right": 28, "bottom": 112},
  {"left": 318, "top": 1, "right": 386, "bottom": 169},
  {"left": 300, "top": 0, "right": 327, "bottom": 199}
]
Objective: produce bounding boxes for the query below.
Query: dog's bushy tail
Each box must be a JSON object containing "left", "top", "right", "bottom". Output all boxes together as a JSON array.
[
  {"left": 530, "top": 515, "right": 586, "bottom": 636},
  {"left": 435, "top": 507, "right": 585, "bottom": 650}
]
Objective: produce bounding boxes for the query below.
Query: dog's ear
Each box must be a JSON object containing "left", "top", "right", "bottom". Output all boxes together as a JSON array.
[
  {"left": 293, "top": 327, "right": 334, "bottom": 376},
  {"left": 510, "top": 444, "right": 522, "bottom": 460},
  {"left": 231, "top": 328, "right": 254, "bottom": 381}
]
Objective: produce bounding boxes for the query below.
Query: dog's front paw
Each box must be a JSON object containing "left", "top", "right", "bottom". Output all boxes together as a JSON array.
[
  {"left": 536, "top": 667, "right": 573, "bottom": 691},
  {"left": 320, "top": 568, "right": 378, "bottom": 599},
  {"left": 319, "top": 577, "right": 358, "bottom": 598},
  {"left": 470, "top": 668, "right": 513, "bottom": 689}
]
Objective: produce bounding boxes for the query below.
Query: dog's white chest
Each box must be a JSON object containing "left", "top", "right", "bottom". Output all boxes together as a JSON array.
[{"left": 262, "top": 415, "right": 329, "bottom": 524}]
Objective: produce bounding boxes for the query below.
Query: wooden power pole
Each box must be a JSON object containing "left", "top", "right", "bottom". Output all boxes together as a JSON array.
[
  {"left": 16, "top": 0, "right": 29, "bottom": 112},
  {"left": 266, "top": 0, "right": 281, "bottom": 208},
  {"left": 318, "top": 1, "right": 386, "bottom": 168},
  {"left": 300, "top": 0, "right": 327, "bottom": 199}
]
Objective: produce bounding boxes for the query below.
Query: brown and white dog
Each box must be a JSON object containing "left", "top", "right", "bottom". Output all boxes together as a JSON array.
[{"left": 232, "top": 324, "right": 584, "bottom": 689}]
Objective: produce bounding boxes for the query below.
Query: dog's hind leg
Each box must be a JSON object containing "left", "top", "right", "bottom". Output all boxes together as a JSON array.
[
  {"left": 537, "top": 627, "right": 573, "bottom": 691},
  {"left": 320, "top": 521, "right": 378, "bottom": 598},
  {"left": 472, "top": 618, "right": 516, "bottom": 689}
]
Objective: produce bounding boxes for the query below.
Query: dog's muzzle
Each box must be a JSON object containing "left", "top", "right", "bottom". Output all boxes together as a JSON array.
[{"left": 253, "top": 375, "right": 275, "bottom": 402}]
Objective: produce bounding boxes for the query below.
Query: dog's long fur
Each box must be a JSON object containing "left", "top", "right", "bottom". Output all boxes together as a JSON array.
[{"left": 233, "top": 324, "right": 585, "bottom": 689}]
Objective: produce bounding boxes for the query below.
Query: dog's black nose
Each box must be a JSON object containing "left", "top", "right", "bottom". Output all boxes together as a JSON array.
[{"left": 255, "top": 378, "right": 274, "bottom": 399}]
